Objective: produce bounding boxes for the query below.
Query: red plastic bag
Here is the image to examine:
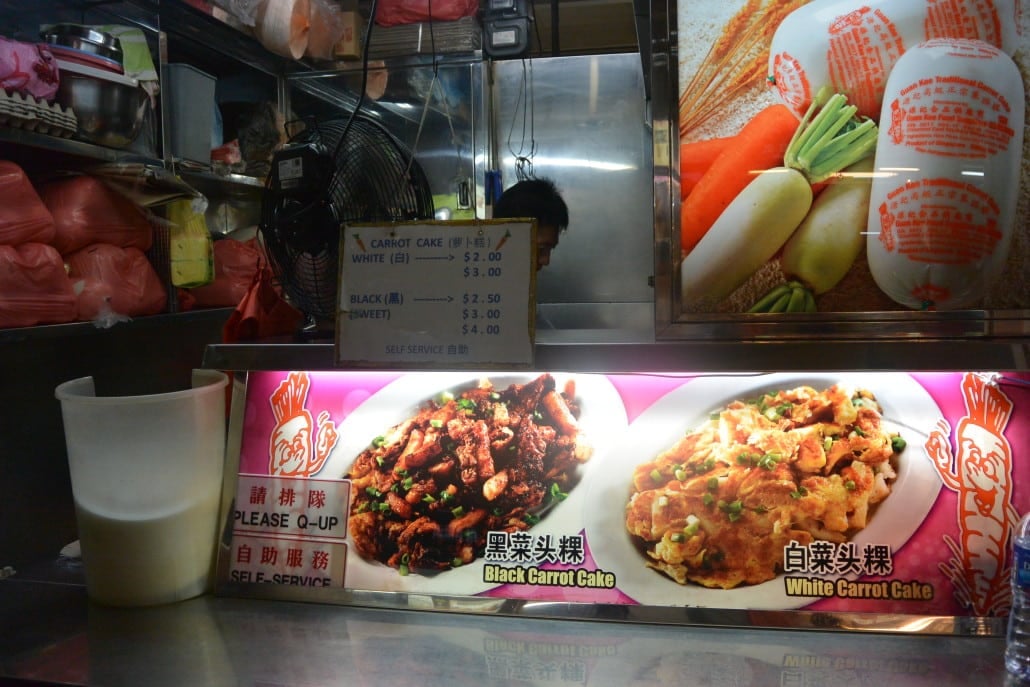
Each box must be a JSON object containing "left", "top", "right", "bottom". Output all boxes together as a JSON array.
[
  {"left": 66, "top": 244, "right": 167, "bottom": 322},
  {"left": 222, "top": 266, "right": 302, "bottom": 343},
  {"left": 189, "top": 237, "right": 263, "bottom": 307},
  {"left": 0, "top": 243, "right": 77, "bottom": 328},
  {"left": 0, "top": 161, "right": 55, "bottom": 246},
  {"left": 38, "top": 176, "right": 153, "bottom": 255},
  {"left": 374, "top": 0, "right": 478, "bottom": 26}
]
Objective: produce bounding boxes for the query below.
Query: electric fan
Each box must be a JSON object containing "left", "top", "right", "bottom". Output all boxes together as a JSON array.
[{"left": 259, "top": 114, "right": 435, "bottom": 329}]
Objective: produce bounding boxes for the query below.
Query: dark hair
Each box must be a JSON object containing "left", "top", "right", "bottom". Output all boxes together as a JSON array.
[{"left": 492, "top": 178, "right": 569, "bottom": 232}]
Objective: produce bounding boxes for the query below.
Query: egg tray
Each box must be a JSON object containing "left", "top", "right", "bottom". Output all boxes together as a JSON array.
[{"left": 0, "top": 89, "right": 77, "bottom": 138}]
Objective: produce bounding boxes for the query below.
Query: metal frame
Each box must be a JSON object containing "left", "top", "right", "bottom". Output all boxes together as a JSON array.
[
  {"left": 212, "top": 369, "right": 1008, "bottom": 636},
  {"left": 651, "top": 0, "right": 1030, "bottom": 342}
]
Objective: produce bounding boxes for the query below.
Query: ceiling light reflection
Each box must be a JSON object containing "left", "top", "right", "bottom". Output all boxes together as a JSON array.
[{"left": 502, "top": 155, "right": 636, "bottom": 172}]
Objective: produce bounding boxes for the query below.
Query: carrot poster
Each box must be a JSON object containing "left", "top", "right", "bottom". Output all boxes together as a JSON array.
[{"left": 677, "top": 0, "right": 1029, "bottom": 314}]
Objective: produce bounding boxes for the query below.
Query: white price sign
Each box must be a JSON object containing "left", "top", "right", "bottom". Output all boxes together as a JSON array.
[{"left": 335, "top": 220, "right": 536, "bottom": 368}]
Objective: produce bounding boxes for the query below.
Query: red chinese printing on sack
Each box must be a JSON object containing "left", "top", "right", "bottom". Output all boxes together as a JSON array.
[
  {"left": 374, "top": 0, "right": 479, "bottom": 26},
  {"left": 37, "top": 176, "right": 154, "bottom": 255},
  {"left": 0, "top": 243, "right": 77, "bottom": 328},
  {"left": 0, "top": 161, "right": 55, "bottom": 246},
  {"left": 66, "top": 244, "right": 166, "bottom": 322}
]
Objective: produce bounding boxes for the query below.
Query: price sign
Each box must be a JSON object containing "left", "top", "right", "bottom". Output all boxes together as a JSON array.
[{"left": 336, "top": 220, "right": 536, "bottom": 368}]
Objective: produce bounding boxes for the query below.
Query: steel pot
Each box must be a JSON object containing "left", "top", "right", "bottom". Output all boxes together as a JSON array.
[
  {"left": 55, "top": 60, "right": 147, "bottom": 149},
  {"left": 42, "top": 24, "right": 123, "bottom": 66}
]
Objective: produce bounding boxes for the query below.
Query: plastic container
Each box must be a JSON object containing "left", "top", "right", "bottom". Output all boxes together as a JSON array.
[
  {"left": 55, "top": 369, "right": 229, "bottom": 607},
  {"left": 1006, "top": 512, "right": 1030, "bottom": 679},
  {"left": 163, "top": 63, "right": 216, "bottom": 163}
]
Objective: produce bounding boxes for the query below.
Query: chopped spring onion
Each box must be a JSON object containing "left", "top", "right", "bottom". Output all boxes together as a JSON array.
[
  {"left": 429, "top": 419, "right": 444, "bottom": 429},
  {"left": 670, "top": 532, "right": 686, "bottom": 543},
  {"left": 718, "top": 499, "right": 743, "bottom": 514},
  {"left": 650, "top": 468, "right": 663, "bottom": 483}
]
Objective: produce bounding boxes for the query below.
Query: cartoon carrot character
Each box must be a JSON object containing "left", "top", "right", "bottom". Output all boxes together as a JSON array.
[
  {"left": 268, "top": 371, "right": 339, "bottom": 477},
  {"left": 927, "top": 373, "right": 1019, "bottom": 616},
  {"left": 353, "top": 233, "right": 367, "bottom": 252}
]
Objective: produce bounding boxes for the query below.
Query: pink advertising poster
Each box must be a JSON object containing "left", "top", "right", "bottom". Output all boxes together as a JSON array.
[{"left": 222, "top": 369, "right": 1030, "bottom": 621}]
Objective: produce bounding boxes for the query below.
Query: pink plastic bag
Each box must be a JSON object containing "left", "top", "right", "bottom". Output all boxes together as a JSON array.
[
  {"left": 66, "top": 244, "right": 167, "bottom": 322},
  {"left": 0, "top": 243, "right": 77, "bottom": 328},
  {"left": 0, "top": 37, "right": 60, "bottom": 101},
  {"left": 374, "top": 0, "right": 478, "bottom": 26}
]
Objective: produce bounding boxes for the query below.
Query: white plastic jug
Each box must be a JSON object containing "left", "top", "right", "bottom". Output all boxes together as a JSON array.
[{"left": 55, "top": 369, "right": 229, "bottom": 607}]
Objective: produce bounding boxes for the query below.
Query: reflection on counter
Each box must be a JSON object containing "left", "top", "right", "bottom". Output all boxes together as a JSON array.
[{"left": 0, "top": 581, "right": 1011, "bottom": 687}]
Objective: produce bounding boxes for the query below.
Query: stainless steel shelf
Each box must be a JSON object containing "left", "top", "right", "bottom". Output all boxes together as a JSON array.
[
  {"left": 0, "top": 308, "right": 233, "bottom": 346},
  {"left": 202, "top": 336, "right": 1030, "bottom": 373},
  {"left": 0, "top": 579, "right": 1012, "bottom": 687},
  {"left": 178, "top": 168, "right": 266, "bottom": 200},
  {"left": 0, "top": 126, "right": 162, "bottom": 167}
]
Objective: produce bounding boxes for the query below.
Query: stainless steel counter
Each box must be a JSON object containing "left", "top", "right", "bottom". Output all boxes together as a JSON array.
[{"left": 1, "top": 572, "right": 1019, "bottom": 687}]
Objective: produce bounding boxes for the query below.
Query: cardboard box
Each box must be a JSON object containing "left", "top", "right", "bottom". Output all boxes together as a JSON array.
[{"left": 333, "top": 11, "right": 363, "bottom": 60}]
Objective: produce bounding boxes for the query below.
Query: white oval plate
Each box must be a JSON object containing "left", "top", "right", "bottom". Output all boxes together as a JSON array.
[
  {"left": 584, "top": 372, "right": 944, "bottom": 609},
  {"left": 329, "top": 371, "right": 627, "bottom": 594}
]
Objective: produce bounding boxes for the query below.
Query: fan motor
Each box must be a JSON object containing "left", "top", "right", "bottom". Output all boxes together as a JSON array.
[{"left": 269, "top": 141, "right": 335, "bottom": 198}]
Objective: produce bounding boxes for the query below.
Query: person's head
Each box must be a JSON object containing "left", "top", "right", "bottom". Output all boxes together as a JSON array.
[{"left": 492, "top": 177, "right": 569, "bottom": 269}]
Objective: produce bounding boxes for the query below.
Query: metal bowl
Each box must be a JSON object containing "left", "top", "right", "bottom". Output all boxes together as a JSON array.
[
  {"left": 42, "top": 24, "right": 123, "bottom": 66},
  {"left": 55, "top": 64, "right": 147, "bottom": 148}
]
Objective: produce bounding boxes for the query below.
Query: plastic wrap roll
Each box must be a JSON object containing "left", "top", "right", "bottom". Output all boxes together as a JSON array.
[{"left": 255, "top": 0, "right": 311, "bottom": 60}]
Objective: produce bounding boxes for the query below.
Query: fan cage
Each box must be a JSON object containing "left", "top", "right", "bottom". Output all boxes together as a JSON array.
[{"left": 260, "top": 115, "right": 435, "bottom": 323}]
